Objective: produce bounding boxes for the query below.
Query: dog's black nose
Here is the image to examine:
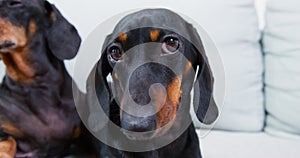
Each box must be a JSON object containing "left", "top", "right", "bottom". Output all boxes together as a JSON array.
[
  {"left": 121, "top": 112, "right": 156, "bottom": 132},
  {"left": 0, "top": 42, "right": 15, "bottom": 50}
]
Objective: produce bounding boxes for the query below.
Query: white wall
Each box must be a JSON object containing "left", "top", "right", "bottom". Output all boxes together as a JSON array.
[{"left": 48, "top": 0, "right": 267, "bottom": 39}]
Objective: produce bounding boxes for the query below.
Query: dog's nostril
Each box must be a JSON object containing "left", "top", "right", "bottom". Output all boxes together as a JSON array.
[{"left": 0, "top": 42, "right": 15, "bottom": 49}]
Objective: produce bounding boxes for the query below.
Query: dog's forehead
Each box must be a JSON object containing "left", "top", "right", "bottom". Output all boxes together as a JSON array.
[
  {"left": 116, "top": 28, "right": 169, "bottom": 42},
  {"left": 108, "top": 9, "right": 188, "bottom": 43},
  {"left": 103, "top": 9, "right": 204, "bottom": 54},
  {"left": 27, "top": 0, "right": 45, "bottom": 8},
  {"left": 0, "top": 0, "right": 47, "bottom": 29},
  {"left": 113, "top": 9, "right": 186, "bottom": 33}
]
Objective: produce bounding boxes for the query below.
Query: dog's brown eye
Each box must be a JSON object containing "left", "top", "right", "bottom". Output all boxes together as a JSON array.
[
  {"left": 109, "top": 46, "right": 123, "bottom": 61},
  {"left": 8, "top": 0, "right": 23, "bottom": 8},
  {"left": 162, "top": 36, "right": 180, "bottom": 55}
]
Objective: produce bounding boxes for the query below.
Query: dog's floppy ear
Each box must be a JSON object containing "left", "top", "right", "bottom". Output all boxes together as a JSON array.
[
  {"left": 86, "top": 34, "right": 114, "bottom": 131},
  {"left": 94, "top": 52, "right": 112, "bottom": 117},
  {"left": 85, "top": 52, "right": 112, "bottom": 131},
  {"left": 193, "top": 44, "right": 219, "bottom": 125},
  {"left": 44, "top": 1, "right": 81, "bottom": 60}
]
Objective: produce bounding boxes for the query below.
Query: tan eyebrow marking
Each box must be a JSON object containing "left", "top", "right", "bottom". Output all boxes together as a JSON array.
[
  {"left": 184, "top": 61, "right": 192, "bottom": 75},
  {"left": 29, "top": 20, "right": 37, "bottom": 37},
  {"left": 150, "top": 30, "right": 160, "bottom": 42},
  {"left": 118, "top": 32, "right": 128, "bottom": 42},
  {"left": 50, "top": 11, "right": 56, "bottom": 22}
]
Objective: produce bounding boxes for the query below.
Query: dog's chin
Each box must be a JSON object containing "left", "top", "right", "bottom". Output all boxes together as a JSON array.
[
  {"left": 120, "top": 118, "right": 177, "bottom": 141},
  {"left": 121, "top": 129, "right": 156, "bottom": 141}
]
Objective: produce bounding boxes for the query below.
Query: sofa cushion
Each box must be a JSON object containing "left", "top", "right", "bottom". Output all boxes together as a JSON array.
[
  {"left": 263, "top": 0, "right": 300, "bottom": 137},
  {"left": 201, "top": 130, "right": 300, "bottom": 158},
  {"left": 190, "top": 0, "right": 264, "bottom": 131}
]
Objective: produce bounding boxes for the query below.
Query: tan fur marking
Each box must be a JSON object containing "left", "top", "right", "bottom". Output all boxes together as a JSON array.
[
  {"left": 114, "top": 73, "right": 119, "bottom": 80},
  {"left": 28, "top": 20, "right": 37, "bottom": 37},
  {"left": 0, "top": 18, "right": 35, "bottom": 83},
  {"left": 167, "top": 77, "right": 182, "bottom": 105},
  {"left": 0, "top": 18, "right": 28, "bottom": 49},
  {"left": 1, "top": 48, "right": 35, "bottom": 83},
  {"left": 1, "top": 123, "right": 23, "bottom": 137},
  {"left": 72, "top": 126, "right": 81, "bottom": 139},
  {"left": 114, "top": 73, "right": 124, "bottom": 92},
  {"left": 0, "top": 137, "right": 16, "bottom": 158},
  {"left": 184, "top": 61, "right": 192, "bottom": 75},
  {"left": 50, "top": 11, "right": 56, "bottom": 22},
  {"left": 118, "top": 33, "right": 128, "bottom": 42},
  {"left": 150, "top": 30, "right": 160, "bottom": 42},
  {"left": 157, "top": 77, "right": 182, "bottom": 128}
]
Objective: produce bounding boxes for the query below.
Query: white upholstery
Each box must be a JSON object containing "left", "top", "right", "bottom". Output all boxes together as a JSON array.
[
  {"left": 200, "top": 130, "right": 300, "bottom": 158},
  {"left": 263, "top": 0, "right": 300, "bottom": 137}
]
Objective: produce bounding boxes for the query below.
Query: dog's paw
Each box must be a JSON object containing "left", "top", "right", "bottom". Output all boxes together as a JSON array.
[{"left": 0, "top": 137, "right": 16, "bottom": 158}]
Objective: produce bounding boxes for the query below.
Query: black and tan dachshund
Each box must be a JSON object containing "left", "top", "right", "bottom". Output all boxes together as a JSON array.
[
  {"left": 0, "top": 0, "right": 82, "bottom": 157},
  {"left": 86, "top": 9, "right": 219, "bottom": 158}
]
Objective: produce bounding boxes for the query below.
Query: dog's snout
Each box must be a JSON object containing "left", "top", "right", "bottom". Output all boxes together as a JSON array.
[
  {"left": 121, "top": 112, "right": 156, "bottom": 132},
  {"left": 130, "top": 93, "right": 151, "bottom": 106},
  {"left": 128, "top": 63, "right": 175, "bottom": 105}
]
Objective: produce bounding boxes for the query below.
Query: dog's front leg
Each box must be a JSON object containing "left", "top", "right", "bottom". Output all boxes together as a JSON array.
[{"left": 0, "top": 136, "right": 16, "bottom": 158}]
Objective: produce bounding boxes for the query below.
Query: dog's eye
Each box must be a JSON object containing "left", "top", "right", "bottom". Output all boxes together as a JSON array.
[
  {"left": 108, "top": 45, "right": 123, "bottom": 62},
  {"left": 162, "top": 36, "right": 180, "bottom": 55},
  {"left": 8, "top": 0, "right": 23, "bottom": 8}
]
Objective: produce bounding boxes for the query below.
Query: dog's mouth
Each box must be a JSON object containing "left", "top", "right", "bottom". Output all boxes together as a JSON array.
[
  {"left": 120, "top": 128, "right": 155, "bottom": 141},
  {"left": 120, "top": 118, "right": 176, "bottom": 141},
  {"left": 0, "top": 41, "right": 16, "bottom": 53}
]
